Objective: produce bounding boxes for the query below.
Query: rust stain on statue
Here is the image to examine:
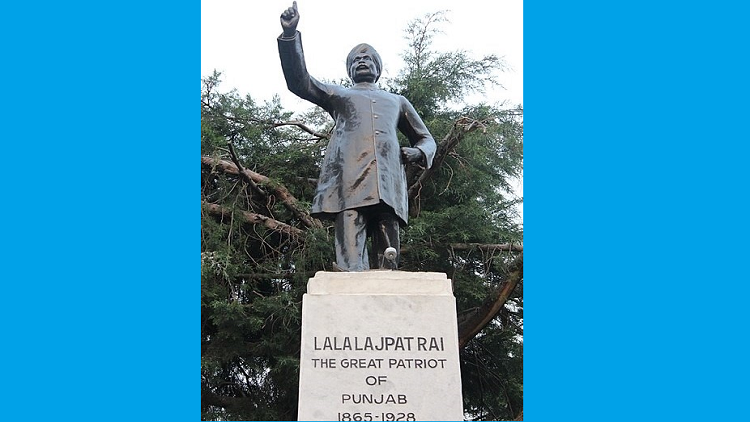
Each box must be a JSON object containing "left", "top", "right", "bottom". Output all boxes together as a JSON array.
[{"left": 349, "top": 165, "right": 372, "bottom": 191}]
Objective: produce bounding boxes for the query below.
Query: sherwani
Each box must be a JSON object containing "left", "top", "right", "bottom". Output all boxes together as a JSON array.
[{"left": 278, "top": 31, "right": 436, "bottom": 226}]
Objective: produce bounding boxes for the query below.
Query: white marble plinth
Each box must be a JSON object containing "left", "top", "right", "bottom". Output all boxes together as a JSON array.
[{"left": 298, "top": 271, "right": 463, "bottom": 421}]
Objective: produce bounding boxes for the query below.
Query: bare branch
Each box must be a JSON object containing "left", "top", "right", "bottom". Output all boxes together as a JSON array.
[
  {"left": 457, "top": 253, "right": 523, "bottom": 348},
  {"left": 202, "top": 100, "right": 330, "bottom": 140},
  {"left": 202, "top": 201, "right": 303, "bottom": 237},
  {"left": 449, "top": 243, "right": 523, "bottom": 253},
  {"left": 408, "top": 116, "right": 487, "bottom": 199},
  {"left": 400, "top": 242, "right": 522, "bottom": 254},
  {"left": 227, "top": 142, "right": 266, "bottom": 198},
  {"left": 270, "top": 120, "right": 331, "bottom": 140},
  {"left": 202, "top": 156, "right": 323, "bottom": 229}
]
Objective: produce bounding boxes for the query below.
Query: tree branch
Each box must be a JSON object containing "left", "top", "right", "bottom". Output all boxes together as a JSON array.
[
  {"left": 202, "top": 100, "right": 330, "bottom": 139},
  {"left": 270, "top": 119, "right": 331, "bottom": 140},
  {"left": 202, "top": 156, "right": 322, "bottom": 229},
  {"left": 449, "top": 243, "right": 523, "bottom": 252},
  {"left": 227, "top": 142, "right": 266, "bottom": 198},
  {"left": 202, "top": 201, "right": 303, "bottom": 237},
  {"left": 408, "top": 116, "right": 487, "bottom": 199},
  {"left": 400, "top": 242, "right": 522, "bottom": 254},
  {"left": 457, "top": 253, "right": 523, "bottom": 348}
]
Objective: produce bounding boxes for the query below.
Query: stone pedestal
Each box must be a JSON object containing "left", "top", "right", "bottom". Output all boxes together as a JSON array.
[{"left": 298, "top": 271, "right": 463, "bottom": 421}]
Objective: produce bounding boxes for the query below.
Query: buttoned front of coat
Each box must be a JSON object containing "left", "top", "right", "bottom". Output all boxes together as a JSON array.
[{"left": 278, "top": 32, "right": 436, "bottom": 224}]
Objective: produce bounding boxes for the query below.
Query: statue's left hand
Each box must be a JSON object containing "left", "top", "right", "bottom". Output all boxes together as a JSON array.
[{"left": 401, "top": 147, "right": 424, "bottom": 164}]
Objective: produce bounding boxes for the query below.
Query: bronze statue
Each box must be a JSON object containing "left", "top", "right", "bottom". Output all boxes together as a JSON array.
[{"left": 278, "top": 1, "right": 436, "bottom": 271}]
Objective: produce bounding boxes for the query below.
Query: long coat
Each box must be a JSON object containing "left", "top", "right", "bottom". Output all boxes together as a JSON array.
[{"left": 278, "top": 32, "right": 436, "bottom": 224}]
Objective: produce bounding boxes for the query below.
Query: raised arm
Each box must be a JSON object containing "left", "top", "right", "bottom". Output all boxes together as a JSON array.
[{"left": 277, "top": 1, "right": 333, "bottom": 109}]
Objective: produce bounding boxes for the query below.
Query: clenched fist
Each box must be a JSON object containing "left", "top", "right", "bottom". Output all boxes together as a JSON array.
[{"left": 280, "top": 1, "right": 299, "bottom": 37}]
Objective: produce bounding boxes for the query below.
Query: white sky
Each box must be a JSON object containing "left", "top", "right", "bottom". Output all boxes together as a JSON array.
[
  {"left": 201, "top": 0, "right": 523, "bottom": 112},
  {"left": 201, "top": 0, "right": 523, "bottom": 223}
]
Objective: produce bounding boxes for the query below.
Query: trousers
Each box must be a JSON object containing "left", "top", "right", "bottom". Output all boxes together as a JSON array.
[{"left": 334, "top": 207, "right": 400, "bottom": 272}]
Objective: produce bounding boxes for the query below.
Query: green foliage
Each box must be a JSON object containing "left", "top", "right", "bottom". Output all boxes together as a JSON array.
[
  {"left": 201, "top": 70, "right": 336, "bottom": 421},
  {"left": 461, "top": 325, "right": 524, "bottom": 420},
  {"left": 388, "top": 11, "right": 507, "bottom": 120},
  {"left": 202, "top": 12, "right": 522, "bottom": 421}
]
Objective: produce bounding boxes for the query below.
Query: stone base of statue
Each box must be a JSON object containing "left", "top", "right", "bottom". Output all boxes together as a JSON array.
[{"left": 297, "top": 271, "right": 463, "bottom": 421}]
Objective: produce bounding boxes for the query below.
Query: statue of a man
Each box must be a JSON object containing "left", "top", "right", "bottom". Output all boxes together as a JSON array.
[{"left": 278, "top": 1, "right": 436, "bottom": 271}]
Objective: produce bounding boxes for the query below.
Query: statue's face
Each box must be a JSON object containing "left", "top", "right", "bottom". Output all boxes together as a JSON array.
[{"left": 349, "top": 53, "right": 379, "bottom": 83}]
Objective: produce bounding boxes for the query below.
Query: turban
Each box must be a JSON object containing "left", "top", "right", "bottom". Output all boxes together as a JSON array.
[{"left": 346, "top": 43, "right": 382, "bottom": 82}]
